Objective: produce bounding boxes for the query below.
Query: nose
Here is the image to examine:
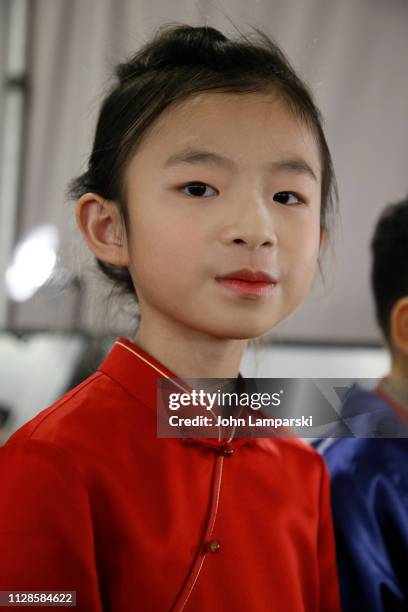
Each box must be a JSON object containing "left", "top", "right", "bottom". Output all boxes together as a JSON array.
[{"left": 220, "top": 193, "right": 278, "bottom": 250}]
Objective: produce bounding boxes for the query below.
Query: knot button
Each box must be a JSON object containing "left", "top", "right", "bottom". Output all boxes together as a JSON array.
[
  {"left": 206, "top": 540, "right": 221, "bottom": 554},
  {"left": 220, "top": 444, "right": 234, "bottom": 457}
]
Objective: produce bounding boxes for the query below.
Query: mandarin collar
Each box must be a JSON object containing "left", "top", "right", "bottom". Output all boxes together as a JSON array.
[
  {"left": 97, "top": 337, "right": 256, "bottom": 450},
  {"left": 98, "top": 337, "right": 248, "bottom": 408},
  {"left": 98, "top": 337, "right": 181, "bottom": 412}
]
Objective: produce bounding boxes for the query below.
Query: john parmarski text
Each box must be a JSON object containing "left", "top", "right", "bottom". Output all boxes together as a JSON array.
[{"left": 168, "top": 415, "right": 313, "bottom": 427}]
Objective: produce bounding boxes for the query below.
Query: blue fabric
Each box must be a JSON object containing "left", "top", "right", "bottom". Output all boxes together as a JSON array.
[{"left": 314, "top": 385, "right": 408, "bottom": 612}]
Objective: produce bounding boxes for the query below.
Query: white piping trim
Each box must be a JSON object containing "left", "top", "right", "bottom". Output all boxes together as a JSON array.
[
  {"left": 115, "top": 340, "right": 222, "bottom": 441},
  {"left": 176, "top": 456, "right": 224, "bottom": 611},
  {"left": 116, "top": 340, "right": 229, "bottom": 609},
  {"left": 208, "top": 456, "right": 223, "bottom": 536},
  {"left": 177, "top": 554, "right": 206, "bottom": 612},
  {"left": 115, "top": 341, "right": 190, "bottom": 393}
]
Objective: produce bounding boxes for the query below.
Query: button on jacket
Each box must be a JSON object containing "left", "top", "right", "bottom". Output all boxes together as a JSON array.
[{"left": 0, "top": 337, "right": 341, "bottom": 611}]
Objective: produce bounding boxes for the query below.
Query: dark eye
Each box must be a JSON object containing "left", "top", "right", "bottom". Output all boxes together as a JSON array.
[
  {"left": 273, "top": 191, "right": 303, "bottom": 205},
  {"left": 181, "top": 182, "right": 217, "bottom": 198}
]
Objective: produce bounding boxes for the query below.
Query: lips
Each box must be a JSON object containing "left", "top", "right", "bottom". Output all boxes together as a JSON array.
[
  {"left": 216, "top": 269, "right": 276, "bottom": 283},
  {"left": 215, "top": 269, "right": 277, "bottom": 297}
]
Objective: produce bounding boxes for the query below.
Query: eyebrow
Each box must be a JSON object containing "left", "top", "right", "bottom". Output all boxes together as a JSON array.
[{"left": 163, "top": 148, "right": 318, "bottom": 182}]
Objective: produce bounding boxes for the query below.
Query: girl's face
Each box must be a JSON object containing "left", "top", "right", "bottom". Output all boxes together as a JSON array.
[{"left": 124, "top": 91, "right": 323, "bottom": 340}]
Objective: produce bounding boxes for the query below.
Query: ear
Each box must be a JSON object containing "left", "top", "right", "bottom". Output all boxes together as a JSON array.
[
  {"left": 390, "top": 297, "right": 408, "bottom": 356},
  {"left": 75, "top": 193, "right": 129, "bottom": 267}
]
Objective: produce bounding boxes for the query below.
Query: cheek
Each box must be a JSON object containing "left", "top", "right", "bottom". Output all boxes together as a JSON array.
[
  {"left": 285, "top": 215, "right": 321, "bottom": 257},
  {"left": 301, "top": 232, "right": 321, "bottom": 267},
  {"left": 282, "top": 220, "right": 321, "bottom": 294},
  {"left": 127, "top": 211, "right": 202, "bottom": 290}
]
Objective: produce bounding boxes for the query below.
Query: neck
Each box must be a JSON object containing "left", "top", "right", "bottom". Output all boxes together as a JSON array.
[
  {"left": 389, "top": 355, "right": 408, "bottom": 380},
  {"left": 381, "top": 360, "right": 408, "bottom": 411},
  {"left": 132, "top": 316, "right": 248, "bottom": 380}
]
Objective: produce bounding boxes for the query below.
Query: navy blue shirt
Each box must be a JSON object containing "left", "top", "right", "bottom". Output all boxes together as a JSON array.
[{"left": 314, "top": 384, "right": 408, "bottom": 612}]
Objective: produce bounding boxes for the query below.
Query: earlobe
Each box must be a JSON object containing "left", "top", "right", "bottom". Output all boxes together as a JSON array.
[
  {"left": 75, "top": 193, "right": 129, "bottom": 267},
  {"left": 390, "top": 297, "right": 408, "bottom": 356}
]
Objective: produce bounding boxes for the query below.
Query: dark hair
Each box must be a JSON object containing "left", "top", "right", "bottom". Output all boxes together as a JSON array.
[
  {"left": 371, "top": 196, "right": 408, "bottom": 340},
  {"left": 68, "top": 23, "right": 337, "bottom": 301}
]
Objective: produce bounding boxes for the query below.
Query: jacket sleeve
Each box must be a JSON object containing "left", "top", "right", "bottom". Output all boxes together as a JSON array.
[
  {"left": 317, "top": 457, "right": 342, "bottom": 612},
  {"left": 329, "top": 463, "right": 408, "bottom": 612},
  {"left": 0, "top": 438, "right": 103, "bottom": 612}
]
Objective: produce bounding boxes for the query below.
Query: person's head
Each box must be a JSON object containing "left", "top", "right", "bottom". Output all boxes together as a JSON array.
[
  {"left": 371, "top": 196, "right": 408, "bottom": 371},
  {"left": 71, "top": 23, "right": 337, "bottom": 341}
]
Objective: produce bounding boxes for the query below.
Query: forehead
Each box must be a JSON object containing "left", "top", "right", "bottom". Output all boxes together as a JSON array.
[{"left": 131, "top": 91, "right": 321, "bottom": 177}]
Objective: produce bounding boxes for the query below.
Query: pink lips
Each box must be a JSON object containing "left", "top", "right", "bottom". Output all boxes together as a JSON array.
[{"left": 215, "top": 268, "right": 277, "bottom": 297}]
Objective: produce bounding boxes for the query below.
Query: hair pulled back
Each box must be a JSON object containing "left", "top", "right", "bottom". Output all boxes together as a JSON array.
[{"left": 68, "top": 23, "right": 337, "bottom": 301}]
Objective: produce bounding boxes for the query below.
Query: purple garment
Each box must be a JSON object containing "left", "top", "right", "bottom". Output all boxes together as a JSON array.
[{"left": 314, "top": 384, "right": 408, "bottom": 612}]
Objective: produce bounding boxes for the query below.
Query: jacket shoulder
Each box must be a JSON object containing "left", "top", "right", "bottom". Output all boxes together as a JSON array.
[
  {"left": 256, "top": 435, "right": 327, "bottom": 488},
  {"left": 257, "top": 434, "right": 323, "bottom": 462},
  {"left": 6, "top": 370, "right": 142, "bottom": 446}
]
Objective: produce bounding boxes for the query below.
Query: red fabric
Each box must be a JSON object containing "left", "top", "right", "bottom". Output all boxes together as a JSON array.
[{"left": 0, "top": 337, "right": 340, "bottom": 611}]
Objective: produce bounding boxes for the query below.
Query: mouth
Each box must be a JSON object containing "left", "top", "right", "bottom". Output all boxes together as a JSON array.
[{"left": 215, "top": 268, "right": 277, "bottom": 297}]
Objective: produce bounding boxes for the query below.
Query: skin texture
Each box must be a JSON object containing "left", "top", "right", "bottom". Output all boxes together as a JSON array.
[
  {"left": 378, "top": 297, "right": 408, "bottom": 412},
  {"left": 76, "top": 91, "right": 324, "bottom": 379},
  {"left": 389, "top": 296, "right": 408, "bottom": 380}
]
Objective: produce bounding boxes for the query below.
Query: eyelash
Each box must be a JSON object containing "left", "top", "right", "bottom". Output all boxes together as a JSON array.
[
  {"left": 273, "top": 192, "right": 305, "bottom": 206},
  {"left": 180, "top": 181, "right": 305, "bottom": 205},
  {"left": 180, "top": 182, "right": 217, "bottom": 198}
]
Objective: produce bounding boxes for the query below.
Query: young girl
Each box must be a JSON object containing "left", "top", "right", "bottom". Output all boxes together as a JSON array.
[{"left": 0, "top": 24, "right": 340, "bottom": 611}]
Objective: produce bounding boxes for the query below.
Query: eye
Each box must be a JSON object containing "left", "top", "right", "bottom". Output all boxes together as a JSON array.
[
  {"left": 273, "top": 191, "right": 304, "bottom": 206},
  {"left": 181, "top": 182, "right": 218, "bottom": 198}
]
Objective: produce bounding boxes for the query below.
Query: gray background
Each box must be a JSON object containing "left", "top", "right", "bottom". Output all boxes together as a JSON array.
[{"left": 2, "top": 0, "right": 408, "bottom": 343}]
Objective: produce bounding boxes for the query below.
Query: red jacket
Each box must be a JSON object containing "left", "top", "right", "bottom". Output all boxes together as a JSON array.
[{"left": 0, "top": 337, "right": 340, "bottom": 611}]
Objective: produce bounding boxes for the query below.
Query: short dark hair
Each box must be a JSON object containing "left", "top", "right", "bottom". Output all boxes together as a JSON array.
[
  {"left": 371, "top": 196, "right": 408, "bottom": 340},
  {"left": 68, "top": 23, "right": 337, "bottom": 301}
]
